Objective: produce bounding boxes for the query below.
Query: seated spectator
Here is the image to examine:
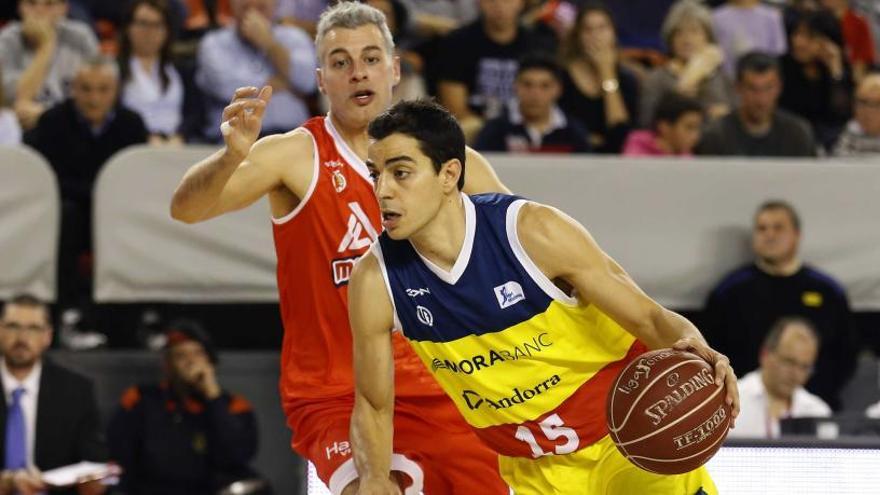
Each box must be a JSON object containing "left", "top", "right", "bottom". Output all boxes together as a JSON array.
[
  {"left": 183, "top": 0, "right": 233, "bottom": 34},
  {"left": 474, "top": 53, "right": 590, "bottom": 153},
  {"left": 0, "top": 0, "right": 98, "bottom": 130},
  {"left": 407, "top": 0, "right": 477, "bottom": 38},
  {"left": 109, "top": 319, "right": 260, "bottom": 495},
  {"left": 558, "top": 2, "right": 638, "bottom": 153},
  {"left": 24, "top": 56, "right": 147, "bottom": 324},
  {"left": 696, "top": 51, "right": 816, "bottom": 156},
  {"left": 780, "top": 9, "right": 854, "bottom": 151},
  {"left": 275, "top": 0, "right": 327, "bottom": 37},
  {"left": 0, "top": 65, "right": 22, "bottom": 145},
  {"left": 623, "top": 91, "right": 703, "bottom": 156},
  {"left": 821, "top": 0, "right": 875, "bottom": 83},
  {"left": 119, "top": 0, "right": 185, "bottom": 145},
  {"left": 640, "top": 0, "right": 732, "bottom": 127},
  {"left": 729, "top": 317, "right": 831, "bottom": 439},
  {"left": 364, "top": 0, "right": 427, "bottom": 103},
  {"left": 834, "top": 72, "right": 880, "bottom": 155},
  {"left": 712, "top": 0, "right": 788, "bottom": 76},
  {"left": 0, "top": 294, "right": 107, "bottom": 495},
  {"left": 196, "top": 0, "right": 316, "bottom": 142},
  {"left": 703, "top": 200, "right": 858, "bottom": 410},
  {"left": 437, "top": 0, "right": 549, "bottom": 143}
]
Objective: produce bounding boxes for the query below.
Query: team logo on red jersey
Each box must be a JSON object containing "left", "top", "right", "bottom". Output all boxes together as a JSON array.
[
  {"left": 337, "top": 202, "right": 378, "bottom": 253},
  {"left": 332, "top": 170, "right": 347, "bottom": 193},
  {"left": 331, "top": 256, "right": 359, "bottom": 286}
]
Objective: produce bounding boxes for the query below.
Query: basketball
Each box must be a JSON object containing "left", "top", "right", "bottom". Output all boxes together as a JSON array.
[{"left": 606, "top": 348, "right": 731, "bottom": 475}]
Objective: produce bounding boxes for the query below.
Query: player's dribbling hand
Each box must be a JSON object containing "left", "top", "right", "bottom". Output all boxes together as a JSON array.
[
  {"left": 672, "top": 337, "right": 740, "bottom": 427},
  {"left": 220, "top": 86, "right": 272, "bottom": 161}
]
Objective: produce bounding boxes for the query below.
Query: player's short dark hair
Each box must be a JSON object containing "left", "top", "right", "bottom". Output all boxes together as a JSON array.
[
  {"left": 652, "top": 91, "right": 703, "bottom": 130},
  {"left": 368, "top": 99, "right": 466, "bottom": 190},
  {"left": 735, "top": 51, "right": 780, "bottom": 83},
  {"left": 755, "top": 199, "right": 801, "bottom": 231},
  {"left": 1, "top": 293, "right": 50, "bottom": 324},
  {"left": 516, "top": 52, "right": 562, "bottom": 82},
  {"left": 763, "top": 316, "right": 820, "bottom": 352}
]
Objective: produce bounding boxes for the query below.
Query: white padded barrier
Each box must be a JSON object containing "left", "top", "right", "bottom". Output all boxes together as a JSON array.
[
  {"left": 0, "top": 145, "right": 59, "bottom": 301},
  {"left": 93, "top": 148, "right": 880, "bottom": 309}
]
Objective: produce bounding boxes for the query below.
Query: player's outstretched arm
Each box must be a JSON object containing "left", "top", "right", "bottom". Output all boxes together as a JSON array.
[
  {"left": 462, "top": 147, "right": 511, "bottom": 195},
  {"left": 348, "top": 254, "right": 400, "bottom": 495},
  {"left": 516, "top": 203, "right": 739, "bottom": 420},
  {"left": 170, "top": 86, "right": 312, "bottom": 223}
]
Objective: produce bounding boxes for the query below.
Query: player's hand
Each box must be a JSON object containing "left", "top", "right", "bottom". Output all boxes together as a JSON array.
[
  {"left": 220, "top": 85, "right": 272, "bottom": 161},
  {"left": 672, "top": 337, "right": 740, "bottom": 426},
  {"left": 355, "top": 478, "right": 401, "bottom": 495},
  {"left": 9, "top": 468, "right": 46, "bottom": 495}
]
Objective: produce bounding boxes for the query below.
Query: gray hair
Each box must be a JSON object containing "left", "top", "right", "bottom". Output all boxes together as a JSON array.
[
  {"left": 661, "top": 0, "right": 715, "bottom": 54},
  {"left": 315, "top": 1, "right": 395, "bottom": 61},
  {"left": 76, "top": 54, "right": 120, "bottom": 80}
]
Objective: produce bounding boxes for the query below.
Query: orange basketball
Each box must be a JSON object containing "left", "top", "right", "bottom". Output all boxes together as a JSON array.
[{"left": 606, "top": 348, "right": 731, "bottom": 475}]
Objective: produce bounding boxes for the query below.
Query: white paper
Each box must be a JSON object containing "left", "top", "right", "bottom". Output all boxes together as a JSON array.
[{"left": 41, "top": 462, "right": 120, "bottom": 487}]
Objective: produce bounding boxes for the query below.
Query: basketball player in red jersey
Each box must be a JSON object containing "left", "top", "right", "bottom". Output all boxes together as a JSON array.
[{"left": 169, "top": 2, "right": 509, "bottom": 494}]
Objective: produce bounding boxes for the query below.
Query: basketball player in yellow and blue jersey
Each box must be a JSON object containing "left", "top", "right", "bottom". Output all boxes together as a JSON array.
[{"left": 348, "top": 100, "right": 740, "bottom": 495}]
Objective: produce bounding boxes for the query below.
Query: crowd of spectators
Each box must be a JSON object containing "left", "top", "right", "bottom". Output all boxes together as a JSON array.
[{"left": 0, "top": 0, "right": 878, "bottom": 448}]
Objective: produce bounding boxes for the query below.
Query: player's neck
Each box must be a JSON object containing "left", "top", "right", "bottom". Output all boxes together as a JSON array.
[
  {"left": 328, "top": 113, "right": 370, "bottom": 160},
  {"left": 410, "top": 194, "right": 466, "bottom": 272}
]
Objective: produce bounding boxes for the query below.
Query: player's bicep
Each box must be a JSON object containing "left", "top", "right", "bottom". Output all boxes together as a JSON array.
[
  {"left": 518, "top": 204, "right": 662, "bottom": 344},
  {"left": 349, "top": 254, "right": 396, "bottom": 409},
  {"left": 462, "top": 147, "right": 510, "bottom": 194}
]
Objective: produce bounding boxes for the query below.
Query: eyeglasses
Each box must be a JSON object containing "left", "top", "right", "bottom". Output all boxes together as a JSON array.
[
  {"left": 772, "top": 351, "right": 814, "bottom": 374},
  {"left": 0, "top": 322, "right": 48, "bottom": 333}
]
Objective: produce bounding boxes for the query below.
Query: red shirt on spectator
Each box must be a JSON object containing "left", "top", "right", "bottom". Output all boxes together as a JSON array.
[{"left": 841, "top": 9, "right": 876, "bottom": 66}]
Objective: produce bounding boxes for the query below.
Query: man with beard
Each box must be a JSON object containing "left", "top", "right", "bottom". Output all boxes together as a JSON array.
[
  {"left": 108, "top": 319, "right": 259, "bottom": 495},
  {"left": 0, "top": 294, "right": 106, "bottom": 495},
  {"left": 703, "top": 200, "right": 858, "bottom": 410}
]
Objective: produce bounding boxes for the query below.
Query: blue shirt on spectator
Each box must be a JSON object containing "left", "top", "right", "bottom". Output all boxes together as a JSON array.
[{"left": 196, "top": 24, "right": 316, "bottom": 141}]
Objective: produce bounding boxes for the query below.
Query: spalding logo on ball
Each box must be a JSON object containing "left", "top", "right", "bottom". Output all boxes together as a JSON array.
[{"left": 606, "top": 349, "right": 731, "bottom": 474}]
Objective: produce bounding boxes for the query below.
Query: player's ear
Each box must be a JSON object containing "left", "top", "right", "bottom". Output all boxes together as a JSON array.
[
  {"left": 316, "top": 67, "right": 326, "bottom": 95},
  {"left": 440, "top": 159, "right": 462, "bottom": 193},
  {"left": 392, "top": 55, "right": 401, "bottom": 87}
]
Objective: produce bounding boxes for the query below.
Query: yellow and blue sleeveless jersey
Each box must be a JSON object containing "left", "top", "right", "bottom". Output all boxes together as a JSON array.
[{"left": 372, "top": 193, "right": 646, "bottom": 458}]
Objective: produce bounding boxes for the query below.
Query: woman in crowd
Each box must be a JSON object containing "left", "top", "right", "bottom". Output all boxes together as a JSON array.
[
  {"left": 640, "top": 0, "right": 732, "bottom": 127},
  {"left": 558, "top": 2, "right": 639, "bottom": 154},
  {"left": 118, "top": 0, "right": 184, "bottom": 145},
  {"left": 780, "top": 9, "right": 854, "bottom": 151}
]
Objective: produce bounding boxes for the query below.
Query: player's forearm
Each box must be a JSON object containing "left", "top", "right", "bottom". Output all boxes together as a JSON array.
[
  {"left": 648, "top": 307, "right": 707, "bottom": 349},
  {"left": 170, "top": 147, "right": 243, "bottom": 223},
  {"left": 351, "top": 393, "right": 394, "bottom": 483},
  {"left": 15, "top": 42, "right": 55, "bottom": 101}
]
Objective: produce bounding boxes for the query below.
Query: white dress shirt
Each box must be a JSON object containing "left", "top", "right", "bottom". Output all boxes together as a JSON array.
[
  {"left": 122, "top": 58, "right": 184, "bottom": 136},
  {"left": 730, "top": 370, "right": 831, "bottom": 439},
  {"left": 1, "top": 359, "right": 42, "bottom": 468}
]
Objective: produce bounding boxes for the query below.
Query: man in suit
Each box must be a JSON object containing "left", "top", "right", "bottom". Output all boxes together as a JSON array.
[{"left": 0, "top": 294, "right": 107, "bottom": 495}]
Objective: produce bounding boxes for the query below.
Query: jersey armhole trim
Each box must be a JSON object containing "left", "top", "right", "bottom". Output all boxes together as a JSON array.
[
  {"left": 370, "top": 241, "right": 404, "bottom": 333},
  {"left": 271, "top": 128, "right": 320, "bottom": 225},
  {"left": 506, "top": 199, "right": 578, "bottom": 305}
]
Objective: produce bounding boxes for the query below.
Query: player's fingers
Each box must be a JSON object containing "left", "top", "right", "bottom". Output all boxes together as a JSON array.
[
  {"left": 222, "top": 99, "right": 265, "bottom": 122},
  {"left": 253, "top": 86, "right": 272, "bottom": 119},
  {"left": 231, "top": 86, "right": 259, "bottom": 101}
]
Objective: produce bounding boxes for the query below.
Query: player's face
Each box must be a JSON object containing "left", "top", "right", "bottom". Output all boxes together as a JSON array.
[
  {"left": 0, "top": 305, "right": 52, "bottom": 370},
  {"left": 761, "top": 326, "right": 817, "bottom": 399},
  {"left": 317, "top": 25, "right": 400, "bottom": 130},
  {"left": 752, "top": 208, "right": 800, "bottom": 265},
  {"left": 367, "top": 133, "right": 459, "bottom": 240}
]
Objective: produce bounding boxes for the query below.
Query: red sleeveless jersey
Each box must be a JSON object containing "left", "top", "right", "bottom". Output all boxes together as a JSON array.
[{"left": 273, "top": 116, "right": 441, "bottom": 407}]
